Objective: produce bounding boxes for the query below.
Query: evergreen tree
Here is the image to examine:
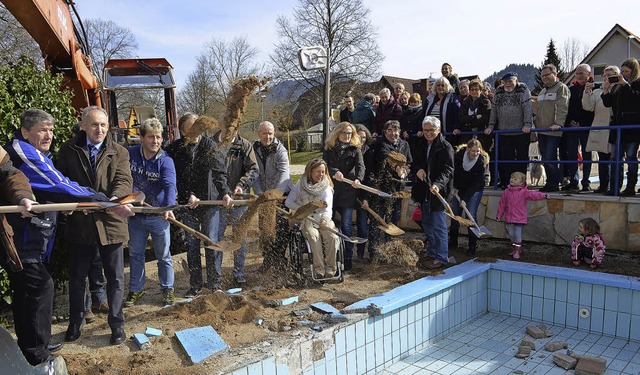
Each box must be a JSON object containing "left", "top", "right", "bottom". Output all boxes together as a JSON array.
[{"left": 533, "top": 39, "right": 565, "bottom": 94}]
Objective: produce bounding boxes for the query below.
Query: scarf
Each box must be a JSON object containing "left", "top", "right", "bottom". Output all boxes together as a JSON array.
[
  {"left": 462, "top": 150, "right": 478, "bottom": 171},
  {"left": 294, "top": 175, "right": 329, "bottom": 207}
]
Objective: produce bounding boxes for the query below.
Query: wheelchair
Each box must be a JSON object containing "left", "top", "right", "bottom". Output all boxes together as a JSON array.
[{"left": 287, "top": 223, "right": 345, "bottom": 285}]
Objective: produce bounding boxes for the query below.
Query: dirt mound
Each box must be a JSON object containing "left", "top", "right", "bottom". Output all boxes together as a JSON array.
[{"left": 376, "top": 239, "right": 420, "bottom": 267}]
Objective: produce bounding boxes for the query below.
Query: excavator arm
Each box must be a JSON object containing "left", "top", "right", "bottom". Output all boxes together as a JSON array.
[{"left": 1, "top": 0, "right": 100, "bottom": 111}]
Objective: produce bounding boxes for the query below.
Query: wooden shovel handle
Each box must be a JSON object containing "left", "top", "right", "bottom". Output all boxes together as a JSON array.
[
  {"left": 340, "top": 177, "right": 392, "bottom": 198},
  {"left": 356, "top": 199, "right": 389, "bottom": 228}
]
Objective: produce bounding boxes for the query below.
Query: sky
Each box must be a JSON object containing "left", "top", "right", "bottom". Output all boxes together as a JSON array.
[{"left": 75, "top": 0, "right": 640, "bottom": 89}]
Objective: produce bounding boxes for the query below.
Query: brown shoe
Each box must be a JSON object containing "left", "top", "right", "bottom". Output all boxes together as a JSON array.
[
  {"left": 84, "top": 308, "right": 96, "bottom": 323},
  {"left": 425, "top": 260, "right": 445, "bottom": 269},
  {"left": 92, "top": 300, "right": 109, "bottom": 314}
]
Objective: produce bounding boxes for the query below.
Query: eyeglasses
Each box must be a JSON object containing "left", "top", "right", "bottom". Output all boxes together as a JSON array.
[
  {"left": 423, "top": 128, "right": 437, "bottom": 133},
  {"left": 541, "top": 72, "right": 554, "bottom": 78},
  {"left": 340, "top": 131, "right": 353, "bottom": 136}
]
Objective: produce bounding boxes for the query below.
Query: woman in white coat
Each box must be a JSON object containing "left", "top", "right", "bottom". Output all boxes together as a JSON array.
[
  {"left": 582, "top": 65, "right": 618, "bottom": 194},
  {"left": 285, "top": 159, "right": 340, "bottom": 278}
]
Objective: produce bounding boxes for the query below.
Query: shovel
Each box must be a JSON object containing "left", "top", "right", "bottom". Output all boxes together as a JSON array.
[
  {"left": 356, "top": 199, "right": 404, "bottom": 236},
  {"left": 431, "top": 188, "right": 475, "bottom": 227},
  {"left": 276, "top": 206, "right": 367, "bottom": 244},
  {"left": 338, "top": 176, "right": 393, "bottom": 198},
  {"left": 0, "top": 191, "right": 146, "bottom": 214},
  {"left": 453, "top": 193, "right": 492, "bottom": 238}
]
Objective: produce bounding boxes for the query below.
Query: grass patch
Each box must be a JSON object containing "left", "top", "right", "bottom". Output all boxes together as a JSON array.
[{"left": 289, "top": 150, "right": 322, "bottom": 165}]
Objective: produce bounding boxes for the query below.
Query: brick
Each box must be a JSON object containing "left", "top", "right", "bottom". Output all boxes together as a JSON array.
[
  {"left": 545, "top": 341, "right": 568, "bottom": 351},
  {"left": 575, "top": 356, "right": 607, "bottom": 375},
  {"left": 538, "top": 324, "right": 554, "bottom": 337},
  {"left": 553, "top": 352, "right": 578, "bottom": 370},
  {"left": 526, "top": 325, "right": 545, "bottom": 339}
]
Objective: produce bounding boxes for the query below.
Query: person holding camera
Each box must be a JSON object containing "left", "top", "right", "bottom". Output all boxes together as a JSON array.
[
  {"left": 601, "top": 58, "right": 640, "bottom": 196},
  {"left": 582, "top": 66, "right": 618, "bottom": 194}
]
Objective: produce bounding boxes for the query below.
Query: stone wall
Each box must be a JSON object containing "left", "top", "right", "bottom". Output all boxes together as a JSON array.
[{"left": 398, "top": 191, "right": 640, "bottom": 252}]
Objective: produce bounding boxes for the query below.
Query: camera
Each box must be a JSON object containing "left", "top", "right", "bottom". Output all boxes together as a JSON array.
[
  {"left": 608, "top": 76, "right": 620, "bottom": 83},
  {"left": 588, "top": 76, "right": 594, "bottom": 83}
]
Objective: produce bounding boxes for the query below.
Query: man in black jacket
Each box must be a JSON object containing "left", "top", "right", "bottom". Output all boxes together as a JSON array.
[
  {"left": 411, "top": 116, "right": 454, "bottom": 269},
  {"left": 165, "top": 113, "right": 231, "bottom": 296}
]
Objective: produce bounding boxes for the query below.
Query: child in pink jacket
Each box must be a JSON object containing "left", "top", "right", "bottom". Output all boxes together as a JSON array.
[
  {"left": 497, "top": 172, "right": 549, "bottom": 259},
  {"left": 571, "top": 217, "right": 605, "bottom": 268}
]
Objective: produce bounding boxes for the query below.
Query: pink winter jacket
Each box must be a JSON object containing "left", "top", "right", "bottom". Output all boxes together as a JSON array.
[{"left": 497, "top": 185, "right": 546, "bottom": 224}]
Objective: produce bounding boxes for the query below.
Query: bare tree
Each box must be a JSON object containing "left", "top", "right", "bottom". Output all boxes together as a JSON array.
[
  {"left": 269, "top": 0, "right": 382, "bottom": 102},
  {"left": 560, "top": 37, "right": 591, "bottom": 72},
  {"left": 0, "top": 5, "right": 43, "bottom": 65},
  {"left": 178, "top": 55, "right": 219, "bottom": 115},
  {"left": 85, "top": 18, "right": 138, "bottom": 86},
  {"left": 178, "top": 36, "right": 261, "bottom": 115}
]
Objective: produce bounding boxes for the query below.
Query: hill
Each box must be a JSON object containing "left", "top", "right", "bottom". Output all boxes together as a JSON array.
[{"left": 484, "top": 63, "right": 537, "bottom": 89}]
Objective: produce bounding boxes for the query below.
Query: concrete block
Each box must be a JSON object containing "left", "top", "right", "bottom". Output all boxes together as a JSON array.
[
  {"left": 538, "top": 324, "right": 553, "bottom": 337},
  {"left": 226, "top": 288, "right": 242, "bottom": 294},
  {"left": 175, "top": 326, "right": 228, "bottom": 364},
  {"left": 520, "top": 337, "right": 535, "bottom": 349},
  {"left": 545, "top": 341, "right": 568, "bottom": 351},
  {"left": 553, "top": 352, "right": 577, "bottom": 369},
  {"left": 291, "top": 307, "right": 311, "bottom": 317},
  {"left": 310, "top": 302, "right": 341, "bottom": 315},
  {"left": 515, "top": 345, "right": 531, "bottom": 358},
  {"left": 323, "top": 313, "right": 348, "bottom": 323},
  {"left": 264, "top": 296, "right": 299, "bottom": 307},
  {"left": 526, "top": 325, "right": 546, "bottom": 339},
  {"left": 133, "top": 333, "right": 151, "bottom": 350},
  {"left": 145, "top": 327, "right": 162, "bottom": 337},
  {"left": 575, "top": 355, "right": 607, "bottom": 375}
]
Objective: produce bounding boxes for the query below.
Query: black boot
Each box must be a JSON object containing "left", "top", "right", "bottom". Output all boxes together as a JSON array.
[{"left": 448, "top": 232, "right": 459, "bottom": 249}]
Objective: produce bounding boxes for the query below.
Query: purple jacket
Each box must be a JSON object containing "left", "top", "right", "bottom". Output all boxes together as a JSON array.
[{"left": 497, "top": 185, "right": 546, "bottom": 224}]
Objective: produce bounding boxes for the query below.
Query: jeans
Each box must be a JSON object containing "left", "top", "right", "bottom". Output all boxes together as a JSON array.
[
  {"left": 215, "top": 206, "right": 248, "bottom": 279},
  {"left": 449, "top": 190, "right": 482, "bottom": 240},
  {"left": 179, "top": 207, "right": 220, "bottom": 289},
  {"left": 421, "top": 197, "right": 448, "bottom": 265},
  {"left": 355, "top": 208, "right": 368, "bottom": 258},
  {"left": 336, "top": 206, "right": 368, "bottom": 260},
  {"left": 128, "top": 215, "right": 174, "bottom": 292},
  {"left": 611, "top": 141, "right": 639, "bottom": 190},
  {"left": 497, "top": 133, "right": 529, "bottom": 187},
  {"left": 506, "top": 223, "right": 524, "bottom": 243},
  {"left": 538, "top": 134, "right": 562, "bottom": 186},
  {"left": 563, "top": 131, "right": 592, "bottom": 187}
]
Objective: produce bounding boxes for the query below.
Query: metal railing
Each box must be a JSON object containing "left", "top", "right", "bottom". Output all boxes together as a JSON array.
[{"left": 451, "top": 124, "right": 640, "bottom": 196}]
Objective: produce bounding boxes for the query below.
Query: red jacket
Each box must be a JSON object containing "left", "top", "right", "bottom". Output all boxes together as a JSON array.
[{"left": 497, "top": 185, "right": 546, "bottom": 224}]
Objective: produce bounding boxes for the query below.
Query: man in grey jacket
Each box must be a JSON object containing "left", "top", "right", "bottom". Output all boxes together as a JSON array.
[
  {"left": 485, "top": 72, "right": 533, "bottom": 189},
  {"left": 252, "top": 121, "right": 291, "bottom": 272}
]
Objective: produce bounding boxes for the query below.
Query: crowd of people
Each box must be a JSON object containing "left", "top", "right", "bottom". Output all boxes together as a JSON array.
[{"left": 3, "top": 57, "right": 638, "bottom": 366}]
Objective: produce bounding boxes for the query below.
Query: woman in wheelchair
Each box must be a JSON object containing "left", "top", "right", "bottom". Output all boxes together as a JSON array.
[{"left": 285, "top": 158, "right": 340, "bottom": 278}]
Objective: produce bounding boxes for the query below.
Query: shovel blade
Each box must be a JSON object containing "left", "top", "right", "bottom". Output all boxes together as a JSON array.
[
  {"left": 470, "top": 226, "right": 491, "bottom": 238},
  {"left": 348, "top": 237, "right": 368, "bottom": 244},
  {"left": 377, "top": 224, "right": 405, "bottom": 236}
]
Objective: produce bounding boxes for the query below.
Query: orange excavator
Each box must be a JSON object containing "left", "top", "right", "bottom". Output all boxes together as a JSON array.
[{"left": 1, "top": 0, "right": 178, "bottom": 143}]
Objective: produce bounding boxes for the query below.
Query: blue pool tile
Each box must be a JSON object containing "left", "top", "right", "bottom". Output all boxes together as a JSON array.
[
  {"left": 554, "top": 301, "right": 566, "bottom": 326},
  {"left": 489, "top": 270, "right": 501, "bottom": 290},
  {"left": 374, "top": 316, "right": 384, "bottom": 341},
  {"left": 566, "top": 303, "right": 578, "bottom": 328},
  {"left": 261, "top": 357, "right": 276, "bottom": 374},
  {"left": 616, "top": 312, "right": 631, "bottom": 339},
  {"left": 375, "top": 340, "right": 385, "bottom": 368},
  {"left": 608, "top": 358, "right": 629, "bottom": 372},
  {"left": 592, "top": 284, "right": 605, "bottom": 309},
  {"left": 603, "top": 309, "right": 617, "bottom": 336},
  {"left": 500, "top": 271, "right": 511, "bottom": 292},
  {"left": 345, "top": 352, "right": 357, "bottom": 375},
  {"left": 407, "top": 323, "right": 416, "bottom": 351},
  {"left": 335, "top": 356, "right": 346, "bottom": 375},
  {"left": 383, "top": 334, "right": 393, "bottom": 363},
  {"left": 415, "top": 300, "right": 423, "bottom": 319},
  {"left": 602, "top": 346, "right": 623, "bottom": 360},
  {"left": 399, "top": 306, "right": 408, "bottom": 328},
  {"left": 384, "top": 314, "right": 392, "bottom": 336},
  {"left": 618, "top": 288, "right": 633, "bottom": 314},
  {"left": 567, "top": 280, "right": 580, "bottom": 304},
  {"left": 532, "top": 275, "right": 544, "bottom": 297},
  {"left": 355, "top": 346, "right": 366, "bottom": 373},
  {"left": 511, "top": 273, "right": 522, "bottom": 295},
  {"left": 542, "top": 298, "right": 555, "bottom": 323},
  {"left": 324, "top": 344, "right": 335, "bottom": 361},
  {"left": 591, "top": 307, "right": 605, "bottom": 334},
  {"left": 555, "top": 278, "right": 568, "bottom": 302},
  {"left": 578, "top": 308, "right": 591, "bottom": 331},
  {"left": 520, "top": 295, "right": 532, "bottom": 319},
  {"left": 532, "top": 296, "right": 543, "bottom": 321},
  {"left": 543, "top": 277, "right": 556, "bottom": 299},
  {"left": 521, "top": 274, "right": 533, "bottom": 296},
  {"left": 324, "top": 359, "right": 336, "bottom": 375},
  {"left": 616, "top": 349, "right": 636, "bottom": 361},
  {"left": 392, "top": 310, "right": 400, "bottom": 332},
  {"left": 587, "top": 343, "right": 607, "bottom": 356},
  {"left": 231, "top": 367, "right": 248, "bottom": 375},
  {"left": 489, "top": 290, "right": 500, "bottom": 312},
  {"left": 624, "top": 362, "right": 640, "bottom": 374},
  {"left": 335, "top": 329, "right": 346, "bottom": 356},
  {"left": 276, "top": 363, "right": 289, "bottom": 375},
  {"left": 365, "top": 342, "right": 376, "bottom": 372},
  {"left": 392, "top": 330, "right": 402, "bottom": 359},
  {"left": 633, "top": 291, "right": 640, "bottom": 314},
  {"left": 510, "top": 293, "right": 521, "bottom": 317},
  {"left": 354, "top": 320, "right": 365, "bottom": 349},
  {"left": 499, "top": 291, "right": 511, "bottom": 314},
  {"left": 605, "top": 286, "right": 619, "bottom": 311},
  {"left": 365, "top": 318, "right": 375, "bottom": 344},
  {"left": 630, "top": 314, "right": 640, "bottom": 341},
  {"left": 579, "top": 283, "right": 592, "bottom": 306},
  {"left": 344, "top": 324, "right": 355, "bottom": 353}
]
